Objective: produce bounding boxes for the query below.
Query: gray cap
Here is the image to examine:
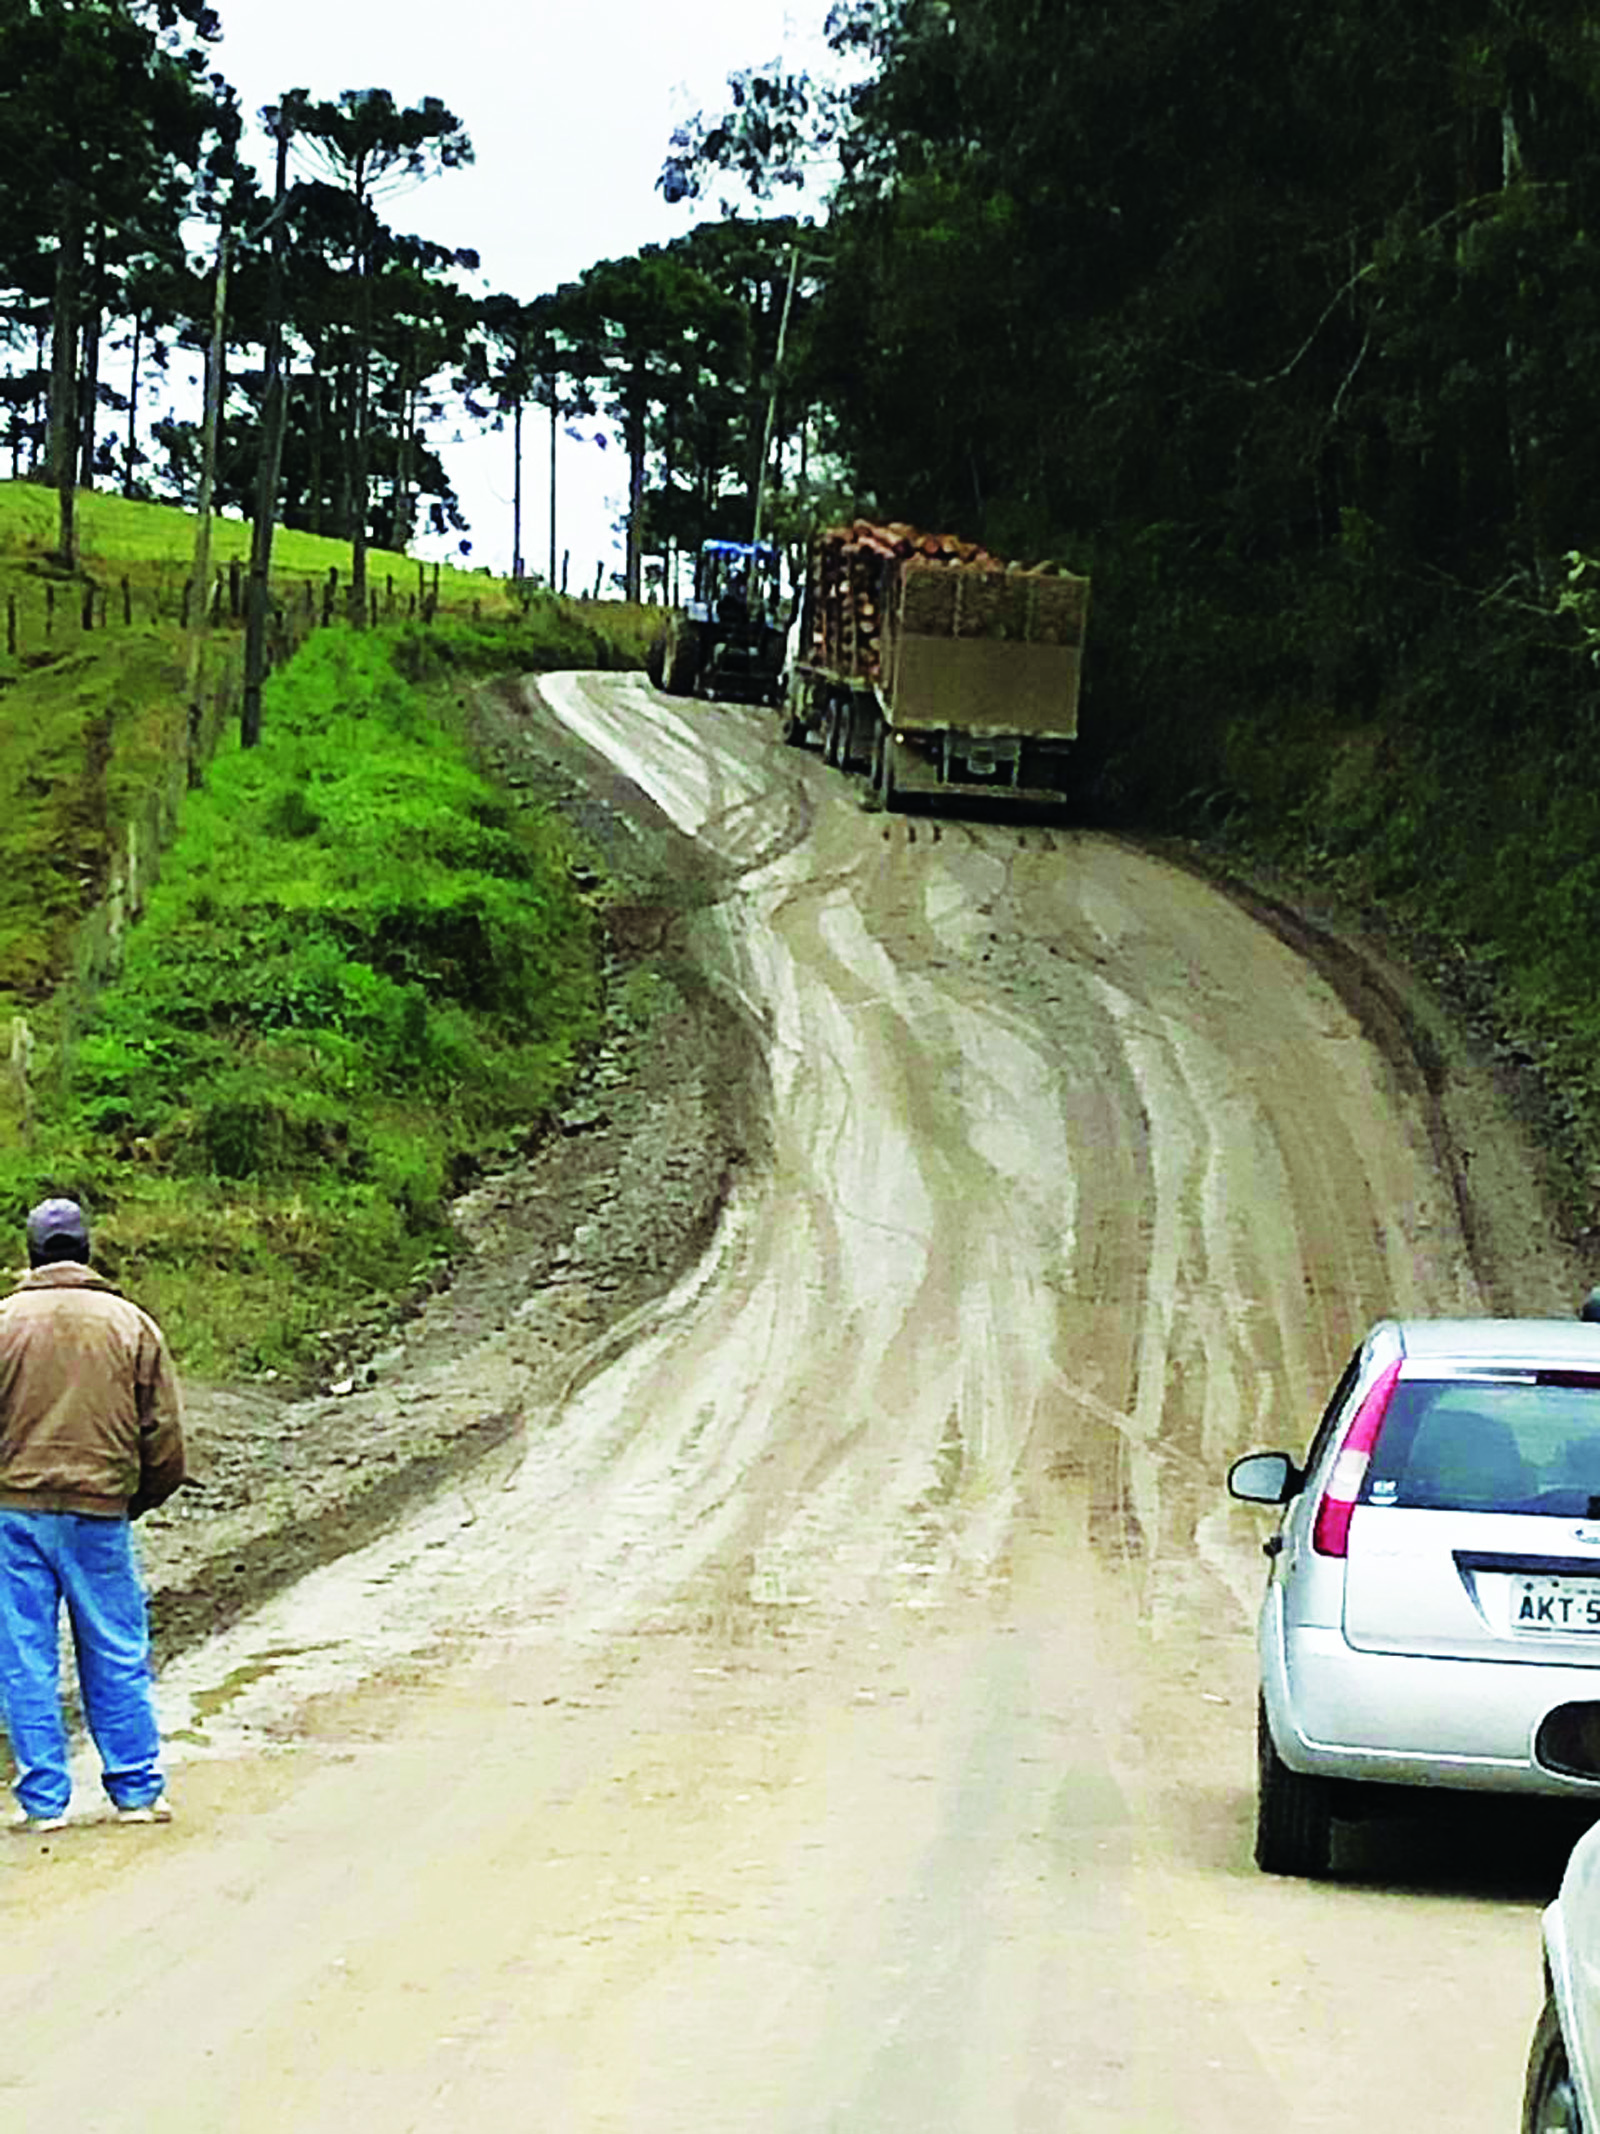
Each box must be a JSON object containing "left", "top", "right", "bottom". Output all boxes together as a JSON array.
[{"left": 25, "top": 1197, "right": 89, "bottom": 1258}]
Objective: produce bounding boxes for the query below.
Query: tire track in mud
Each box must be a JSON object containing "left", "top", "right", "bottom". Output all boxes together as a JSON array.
[
  {"left": 150, "top": 676, "right": 1578, "bottom": 1767},
  {"left": 1161, "top": 855, "right": 1582, "bottom": 1318}
]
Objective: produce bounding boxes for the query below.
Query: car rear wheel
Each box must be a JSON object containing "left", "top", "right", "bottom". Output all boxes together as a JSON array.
[
  {"left": 1525, "top": 1994, "right": 1585, "bottom": 2133},
  {"left": 1255, "top": 1699, "right": 1336, "bottom": 1878}
]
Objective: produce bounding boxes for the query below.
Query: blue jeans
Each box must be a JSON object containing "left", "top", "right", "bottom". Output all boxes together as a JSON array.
[{"left": 0, "top": 1509, "right": 165, "bottom": 1818}]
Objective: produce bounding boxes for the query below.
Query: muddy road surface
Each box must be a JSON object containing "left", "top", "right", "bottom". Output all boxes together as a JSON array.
[{"left": 2, "top": 672, "right": 1587, "bottom": 2130}]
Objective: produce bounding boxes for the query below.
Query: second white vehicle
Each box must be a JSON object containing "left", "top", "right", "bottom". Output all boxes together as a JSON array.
[
  {"left": 1230, "top": 1316, "right": 1600, "bottom": 1877},
  {"left": 1525, "top": 1812, "right": 1600, "bottom": 2131}
]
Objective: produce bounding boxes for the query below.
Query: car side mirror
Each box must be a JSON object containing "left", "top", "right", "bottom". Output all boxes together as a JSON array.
[{"left": 1228, "top": 1451, "right": 1302, "bottom": 1505}]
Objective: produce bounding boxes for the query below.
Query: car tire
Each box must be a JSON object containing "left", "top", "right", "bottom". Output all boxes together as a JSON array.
[
  {"left": 1255, "top": 1699, "right": 1336, "bottom": 1878},
  {"left": 1525, "top": 1993, "right": 1585, "bottom": 2133}
]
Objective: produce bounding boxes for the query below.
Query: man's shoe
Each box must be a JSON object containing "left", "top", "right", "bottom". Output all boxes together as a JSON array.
[
  {"left": 114, "top": 1795, "right": 172, "bottom": 1825},
  {"left": 9, "top": 1808, "right": 67, "bottom": 1833}
]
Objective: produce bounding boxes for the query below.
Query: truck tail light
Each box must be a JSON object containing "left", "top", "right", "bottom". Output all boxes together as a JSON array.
[{"left": 1312, "top": 1359, "right": 1403, "bottom": 1558}]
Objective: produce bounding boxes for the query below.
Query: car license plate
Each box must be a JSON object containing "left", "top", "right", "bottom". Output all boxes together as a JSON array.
[{"left": 1513, "top": 1577, "right": 1600, "bottom": 1633}]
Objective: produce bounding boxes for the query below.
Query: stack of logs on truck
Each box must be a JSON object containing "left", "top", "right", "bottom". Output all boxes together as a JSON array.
[{"left": 783, "top": 518, "right": 1090, "bottom": 810}]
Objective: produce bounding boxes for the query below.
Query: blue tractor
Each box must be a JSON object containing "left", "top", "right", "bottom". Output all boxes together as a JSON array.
[{"left": 648, "top": 540, "right": 787, "bottom": 706}]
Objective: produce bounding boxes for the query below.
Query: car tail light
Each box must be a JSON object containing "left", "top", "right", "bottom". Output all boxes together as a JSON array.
[{"left": 1312, "top": 1358, "right": 1404, "bottom": 1558}]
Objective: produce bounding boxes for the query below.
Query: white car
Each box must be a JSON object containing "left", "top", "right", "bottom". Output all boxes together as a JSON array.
[
  {"left": 1230, "top": 1316, "right": 1600, "bottom": 1878},
  {"left": 1526, "top": 1814, "right": 1600, "bottom": 2131}
]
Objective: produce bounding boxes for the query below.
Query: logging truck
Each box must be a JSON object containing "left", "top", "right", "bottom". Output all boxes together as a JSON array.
[{"left": 782, "top": 519, "right": 1090, "bottom": 809}]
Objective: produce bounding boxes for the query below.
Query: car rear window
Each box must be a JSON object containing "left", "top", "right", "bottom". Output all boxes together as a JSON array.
[{"left": 1360, "top": 1375, "right": 1600, "bottom": 1515}]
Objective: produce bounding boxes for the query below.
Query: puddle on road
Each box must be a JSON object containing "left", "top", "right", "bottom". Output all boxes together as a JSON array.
[{"left": 165, "top": 1645, "right": 338, "bottom": 1748}]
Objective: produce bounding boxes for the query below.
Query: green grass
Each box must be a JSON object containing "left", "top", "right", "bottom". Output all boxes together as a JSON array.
[
  {"left": 0, "top": 478, "right": 521, "bottom": 684},
  {"left": 0, "top": 480, "right": 650, "bottom": 1375},
  {"left": 2, "top": 625, "right": 605, "bottom": 1373}
]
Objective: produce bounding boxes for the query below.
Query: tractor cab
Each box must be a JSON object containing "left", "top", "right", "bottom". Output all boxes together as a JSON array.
[
  {"left": 680, "top": 540, "right": 786, "bottom": 704},
  {"left": 649, "top": 540, "right": 789, "bottom": 705}
]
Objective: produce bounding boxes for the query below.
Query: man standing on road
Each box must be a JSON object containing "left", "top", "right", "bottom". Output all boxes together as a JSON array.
[{"left": 0, "top": 1197, "right": 189, "bottom": 1832}]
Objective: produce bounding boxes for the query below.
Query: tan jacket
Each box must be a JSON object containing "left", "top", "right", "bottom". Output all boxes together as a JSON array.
[{"left": 0, "top": 1264, "right": 189, "bottom": 1519}]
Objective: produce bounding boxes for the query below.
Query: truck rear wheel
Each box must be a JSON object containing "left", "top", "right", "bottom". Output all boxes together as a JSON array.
[
  {"left": 824, "top": 700, "right": 846, "bottom": 768},
  {"left": 781, "top": 675, "right": 810, "bottom": 746},
  {"left": 874, "top": 726, "right": 901, "bottom": 812},
  {"left": 836, "top": 700, "right": 863, "bottom": 772}
]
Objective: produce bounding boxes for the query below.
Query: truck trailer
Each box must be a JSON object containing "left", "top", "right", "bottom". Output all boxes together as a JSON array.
[{"left": 783, "top": 520, "right": 1090, "bottom": 810}]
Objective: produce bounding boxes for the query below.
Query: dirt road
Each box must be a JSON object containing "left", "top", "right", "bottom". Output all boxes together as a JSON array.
[{"left": 1, "top": 672, "right": 1585, "bottom": 2130}]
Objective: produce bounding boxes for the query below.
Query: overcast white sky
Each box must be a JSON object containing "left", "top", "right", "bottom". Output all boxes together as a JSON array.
[{"left": 205, "top": 0, "right": 839, "bottom": 588}]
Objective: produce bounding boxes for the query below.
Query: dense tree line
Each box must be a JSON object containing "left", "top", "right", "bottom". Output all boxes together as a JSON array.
[{"left": 666, "top": 0, "right": 1600, "bottom": 805}]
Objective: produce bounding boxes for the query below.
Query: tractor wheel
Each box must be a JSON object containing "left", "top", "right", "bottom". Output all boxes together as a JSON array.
[{"left": 664, "top": 627, "right": 699, "bottom": 698}]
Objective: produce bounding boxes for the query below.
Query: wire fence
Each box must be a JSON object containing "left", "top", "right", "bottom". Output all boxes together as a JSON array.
[{"left": 0, "top": 555, "right": 479, "bottom": 669}]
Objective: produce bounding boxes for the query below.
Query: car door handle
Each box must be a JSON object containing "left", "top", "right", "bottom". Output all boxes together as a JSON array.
[{"left": 1263, "top": 1535, "right": 1284, "bottom": 1559}]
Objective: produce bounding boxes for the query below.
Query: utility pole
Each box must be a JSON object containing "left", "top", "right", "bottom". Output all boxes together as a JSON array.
[
  {"left": 549, "top": 395, "right": 558, "bottom": 590},
  {"left": 511, "top": 393, "right": 523, "bottom": 579},
  {"left": 185, "top": 225, "right": 229, "bottom": 784},
  {"left": 750, "top": 242, "right": 801, "bottom": 558},
  {"left": 242, "top": 111, "right": 293, "bottom": 749}
]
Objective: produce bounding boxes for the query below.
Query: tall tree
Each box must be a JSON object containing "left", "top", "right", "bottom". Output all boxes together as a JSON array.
[
  {"left": 0, "top": 0, "right": 225, "bottom": 565},
  {"left": 283, "top": 87, "right": 472, "bottom": 620},
  {"left": 669, "top": 0, "right": 1600, "bottom": 628},
  {"left": 551, "top": 248, "right": 747, "bottom": 600},
  {"left": 459, "top": 290, "right": 592, "bottom": 582}
]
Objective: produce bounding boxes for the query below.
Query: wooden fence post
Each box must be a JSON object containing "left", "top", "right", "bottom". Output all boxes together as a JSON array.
[
  {"left": 82, "top": 583, "right": 95, "bottom": 631},
  {"left": 121, "top": 577, "right": 132, "bottom": 626},
  {"left": 45, "top": 582, "right": 55, "bottom": 639},
  {"left": 5, "top": 594, "right": 15, "bottom": 657}
]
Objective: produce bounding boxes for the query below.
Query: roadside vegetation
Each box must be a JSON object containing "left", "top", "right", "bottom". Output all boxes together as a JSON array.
[{"left": 0, "top": 483, "right": 647, "bottom": 1377}]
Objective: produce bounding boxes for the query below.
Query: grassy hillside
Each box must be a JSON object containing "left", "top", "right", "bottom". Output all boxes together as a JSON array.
[
  {"left": 0, "top": 481, "right": 650, "bottom": 1373},
  {"left": 0, "top": 481, "right": 518, "bottom": 682}
]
